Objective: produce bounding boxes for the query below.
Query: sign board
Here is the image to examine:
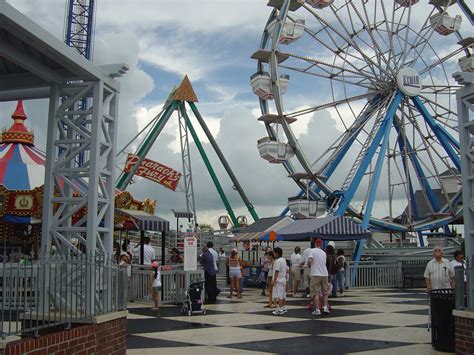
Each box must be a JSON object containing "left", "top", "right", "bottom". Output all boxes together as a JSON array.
[
  {"left": 123, "top": 154, "right": 182, "bottom": 191},
  {"left": 396, "top": 68, "right": 422, "bottom": 97},
  {"left": 184, "top": 236, "right": 197, "bottom": 271}
]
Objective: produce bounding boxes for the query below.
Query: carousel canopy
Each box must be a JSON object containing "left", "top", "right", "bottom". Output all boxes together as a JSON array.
[
  {"left": 0, "top": 100, "right": 44, "bottom": 191},
  {"left": 274, "top": 215, "right": 371, "bottom": 241},
  {"left": 0, "top": 101, "right": 44, "bottom": 224}
]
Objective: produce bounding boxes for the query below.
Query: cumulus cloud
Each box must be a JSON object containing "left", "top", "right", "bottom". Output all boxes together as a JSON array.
[{"left": 2, "top": 0, "right": 467, "bottom": 229}]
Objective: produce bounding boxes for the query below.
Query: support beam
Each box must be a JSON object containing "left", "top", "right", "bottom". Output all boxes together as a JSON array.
[
  {"left": 280, "top": 95, "right": 384, "bottom": 216},
  {"left": 188, "top": 102, "right": 259, "bottom": 222},
  {"left": 116, "top": 101, "right": 176, "bottom": 190},
  {"left": 40, "top": 79, "right": 119, "bottom": 315},
  {"left": 352, "top": 92, "right": 402, "bottom": 268},
  {"left": 336, "top": 91, "right": 404, "bottom": 216},
  {"left": 178, "top": 102, "right": 239, "bottom": 227},
  {"left": 455, "top": 71, "right": 474, "bottom": 308},
  {"left": 0, "top": 38, "right": 64, "bottom": 84},
  {"left": 411, "top": 96, "right": 461, "bottom": 172}
]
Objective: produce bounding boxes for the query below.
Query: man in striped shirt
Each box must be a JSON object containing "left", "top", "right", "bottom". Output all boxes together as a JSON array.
[{"left": 424, "top": 246, "right": 455, "bottom": 291}]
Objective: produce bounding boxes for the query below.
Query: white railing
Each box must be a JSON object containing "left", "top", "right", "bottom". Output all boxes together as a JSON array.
[
  {"left": 345, "top": 261, "right": 401, "bottom": 288},
  {"left": 129, "top": 265, "right": 204, "bottom": 304}
]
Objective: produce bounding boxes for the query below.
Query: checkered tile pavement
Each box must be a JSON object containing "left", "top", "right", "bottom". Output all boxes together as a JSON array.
[{"left": 126, "top": 287, "right": 451, "bottom": 354}]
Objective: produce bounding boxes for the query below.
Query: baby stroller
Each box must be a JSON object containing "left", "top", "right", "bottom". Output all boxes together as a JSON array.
[{"left": 181, "top": 280, "right": 206, "bottom": 316}]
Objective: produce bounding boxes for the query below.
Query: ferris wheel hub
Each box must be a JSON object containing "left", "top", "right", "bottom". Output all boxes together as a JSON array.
[{"left": 396, "top": 68, "right": 422, "bottom": 97}]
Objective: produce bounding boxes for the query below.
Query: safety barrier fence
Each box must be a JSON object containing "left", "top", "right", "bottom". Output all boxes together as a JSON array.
[
  {"left": 0, "top": 254, "right": 128, "bottom": 340},
  {"left": 345, "top": 261, "right": 400, "bottom": 288},
  {"left": 344, "top": 259, "right": 431, "bottom": 288},
  {"left": 129, "top": 265, "right": 204, "bottom": 304}
]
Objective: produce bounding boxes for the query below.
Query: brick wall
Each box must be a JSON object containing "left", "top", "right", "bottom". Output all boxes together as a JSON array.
[
  {"left": 4, "top": 317, "right": 127, "bottom": 355},
  {"left": 454, "top": 313, "right": 474, "bottom": 355}
]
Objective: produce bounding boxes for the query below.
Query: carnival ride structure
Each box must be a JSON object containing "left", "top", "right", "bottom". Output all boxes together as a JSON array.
[
  {"left": 116, "top": 76, "right": 259, "bottom": 228},
  {"left": 252, "top": 0, "right": 473, "bottom": 261}
]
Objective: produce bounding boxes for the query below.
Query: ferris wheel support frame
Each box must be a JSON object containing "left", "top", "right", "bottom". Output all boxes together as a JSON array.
[
  {"left": 340, "top": 90, "right": 403, "bottom": 265},
  {"left": 411, "top": 96, "right": 461, "bottom": 171}
]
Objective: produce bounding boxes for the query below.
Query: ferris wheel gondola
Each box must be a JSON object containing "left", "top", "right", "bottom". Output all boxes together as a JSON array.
[{"left": 252, "top": 0, "right": 472, "bottom": 244}]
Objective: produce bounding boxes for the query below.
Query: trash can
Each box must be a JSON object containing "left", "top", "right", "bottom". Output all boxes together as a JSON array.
[{"left": 429, "top": 289, "right": 455, "bottom": 352}]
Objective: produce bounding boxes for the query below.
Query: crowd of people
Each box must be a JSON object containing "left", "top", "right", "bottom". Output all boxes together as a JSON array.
[
  {"left": 218, "top": 239, "right": 347, "bottom": 317},
  {"left": 117, "top": 235, "right": 467, "bottom": 316}
]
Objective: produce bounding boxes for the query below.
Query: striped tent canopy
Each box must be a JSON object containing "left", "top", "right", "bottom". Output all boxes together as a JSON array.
[
  {"left": 275, "top": 215, "right": 371, "bottom": 241},
  {"left": 0, "top": 101, "right": 45, "bottom": 224},
  {"left": 230, "top": 216, "right": 293, "bottom": 242},
  {"left": 117, "top": 209, "right": 170, "bottom": 232}
]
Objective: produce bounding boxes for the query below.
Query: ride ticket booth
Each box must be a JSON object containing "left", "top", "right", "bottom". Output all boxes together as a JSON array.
[{"left": 230, "top": 216, "right": 293, "bottom": 287}]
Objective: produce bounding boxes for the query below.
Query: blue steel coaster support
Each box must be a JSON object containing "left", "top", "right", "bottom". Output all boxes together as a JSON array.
[
  {"left": 411, "top": 96, "right": 461, "bottom": 172},
  {"left": 350, "top": 91, "right": 404, "bottom": 275},
  {"left": 65, "top": 0, "right": 96, "bottom": 60}
]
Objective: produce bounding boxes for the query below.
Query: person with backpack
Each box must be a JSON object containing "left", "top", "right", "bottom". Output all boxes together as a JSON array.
[{"left": 335, "top": 249, "right": 347, "bottom": 296}]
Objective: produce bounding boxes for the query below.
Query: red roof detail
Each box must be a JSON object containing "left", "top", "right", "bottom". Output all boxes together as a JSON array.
[
  {"left": 12, "top": 100, "right": 27, "bottom": 121},
  {"left": 1, "top": 100, "right": 34, "bottom": 146}
]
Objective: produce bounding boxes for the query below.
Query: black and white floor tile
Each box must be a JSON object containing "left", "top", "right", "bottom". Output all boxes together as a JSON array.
[{"left": 126, "top": 287, "right": 450, "bottom": 354}]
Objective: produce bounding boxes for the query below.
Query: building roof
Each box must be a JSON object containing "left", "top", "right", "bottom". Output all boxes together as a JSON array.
[
  {"left": 275, "top": 215, "right": 371, "bottom": 241},
  {"left": 397, "top": 189, "right": 462, "bottom": 223},
  {"left": 0, "top": 1, "right": 127, "bottom": 101}
]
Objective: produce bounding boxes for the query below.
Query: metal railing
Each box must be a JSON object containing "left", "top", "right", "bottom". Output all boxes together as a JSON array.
[
  {"left": 344, "top": 259, "right": 431, "bottom": 288},
  {"left": 455, "top": 260, "right": 474, "bottom": 310},
  {"left": 129, "top": 264, "right": 204, "bottom": 304},
  {"left": 345, "top": 261, "right": 401, "bottom": 288},
  {"left": 1, "top": 254, "right": 128, "bottom": 340}
]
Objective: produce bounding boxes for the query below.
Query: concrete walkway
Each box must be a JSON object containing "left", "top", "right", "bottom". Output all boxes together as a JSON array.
[{"left": 126, "top": 288, "right": 451, "bottom": 354}]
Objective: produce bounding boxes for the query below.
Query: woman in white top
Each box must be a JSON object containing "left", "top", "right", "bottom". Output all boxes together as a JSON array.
[
  {"left": 264, "top": 250, "right": 276, "bottom": 308},
  {"left": 150, "top": 261, "right": 162, "bottom": 311}
]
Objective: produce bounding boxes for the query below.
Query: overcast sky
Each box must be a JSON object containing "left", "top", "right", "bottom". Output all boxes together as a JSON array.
[{"left": 1, "top": 1, "right": 472, "bottom": 228}]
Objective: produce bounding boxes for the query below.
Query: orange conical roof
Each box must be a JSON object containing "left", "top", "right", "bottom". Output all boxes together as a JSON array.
[{"left": 1, "top": 100, "right": 35, "bottom": 146}]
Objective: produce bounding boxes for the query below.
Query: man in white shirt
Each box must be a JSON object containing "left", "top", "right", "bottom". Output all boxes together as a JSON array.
[
  {"left": 451, "top": 250, "right": 466, "bottom": 282},
  {"left": 302, "top": 246, "right": 313, "bottom": 297},
  {"left": 271, "top": 247, "right": 287, "bottom": 315},
  {"left": 424, "top": 246, "right": 455, "bottom": 291},
  {"left": 307, "top": 239, "right": 329, "bottom": 316},
  {"left": 133, "top": 237, "right": 155, "bottom": 265},
  {"left": 290, "top": 246, "right": 304, "bottom": 297}
]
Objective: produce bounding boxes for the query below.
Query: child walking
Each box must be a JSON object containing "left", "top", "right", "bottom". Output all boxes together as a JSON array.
[{"left": 150, "top": 261, "right": 161, "bottom": 311}]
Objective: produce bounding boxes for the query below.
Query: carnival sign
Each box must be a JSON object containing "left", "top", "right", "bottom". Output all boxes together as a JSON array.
[{"left": 123, "top": 154, "right": 182, "bottom": 191}]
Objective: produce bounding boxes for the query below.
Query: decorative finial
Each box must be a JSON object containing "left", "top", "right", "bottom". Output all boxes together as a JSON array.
[
  {"left": 12, "top": 100, "right": 27, "bottom": 121},
  {"left": 1, "top": 100, "right": 34, "bottom": 146}
]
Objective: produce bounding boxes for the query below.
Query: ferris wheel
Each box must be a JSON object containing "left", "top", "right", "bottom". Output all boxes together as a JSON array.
[{"left": 252, "top": 0, "right": 473, "bottom": 241}]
